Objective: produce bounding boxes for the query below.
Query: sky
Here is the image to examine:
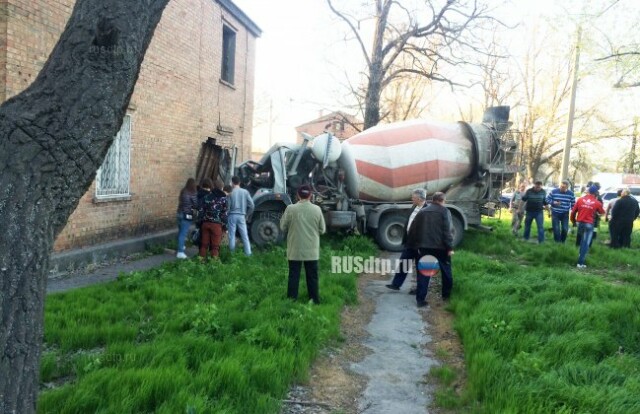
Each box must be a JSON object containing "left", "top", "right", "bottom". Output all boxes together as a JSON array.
[
  {"left": 232, "top": 0, "right": 638, "bottom": 162},
  {"left": 233, "top": 0, "right": 350, "bottom": 151},
  {"left": 233, "top": 0, "right": 561, "bottom": 152}
]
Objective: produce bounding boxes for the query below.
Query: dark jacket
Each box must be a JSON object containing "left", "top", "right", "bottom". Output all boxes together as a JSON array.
[
  {"left": 401, "top": 203, "right": 427, "bottom": 245},
  {"left": 177, "top": 189, "right": 198, "bottom": 215},
  {"left": 611, "top": 195, "right": 640, "bottom": 224},
  {"left": 406, "top": 203, "right": 453, "bottom": 251}
]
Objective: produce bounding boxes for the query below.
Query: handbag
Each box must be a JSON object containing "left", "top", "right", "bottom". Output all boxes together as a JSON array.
[{"left": 190, "top": 227, "right": 201, "bottom": 247}]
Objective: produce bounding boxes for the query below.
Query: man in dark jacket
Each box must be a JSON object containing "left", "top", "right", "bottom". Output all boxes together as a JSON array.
[
  {"left": 609, "top": 189, "right": 640, "bottom": 248},
  {"left": 521, "top": 180, "right": 548, "bottom": 243},
  {"left": 406, "top": 192, "right": 454, "bottom": 308},
  {"left": 385, "top": 189, "right": 427, "bottom": 292}
]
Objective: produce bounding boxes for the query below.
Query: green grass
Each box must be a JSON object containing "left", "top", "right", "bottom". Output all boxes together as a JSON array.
[
  {"left": 40, "top": 215, "right": 640, "bottom": 413},
  {"left": 39, "top": 235, "right": 376, "bottom": 414},
  {"left": 447, "top": 214, "right": 640, "bottom": 413}
]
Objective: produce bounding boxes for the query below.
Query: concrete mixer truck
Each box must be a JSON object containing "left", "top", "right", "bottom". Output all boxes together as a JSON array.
[{"left": 236, "top": 106, "right": 520, "bottom": 251}]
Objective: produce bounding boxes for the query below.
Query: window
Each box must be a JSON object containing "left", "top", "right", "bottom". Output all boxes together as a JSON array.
[
  {"left": 96, "top": 115, "right": 131, "bottom": 199},
  {"left": 221, "top": 24, "right": 236, "bottom": 85}
]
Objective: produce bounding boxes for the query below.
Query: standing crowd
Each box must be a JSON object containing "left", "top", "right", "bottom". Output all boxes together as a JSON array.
[
  {"left": 176, "top": 176, "right": 254, "bottom": 261},
  {"left": 509, "top": 180, "right": 639, "bottom": 268},
  {"left": 177, "top": 176, "right": 637, "bottom": 306},
  {"left": 176, "top": 178, "right": 326, "bottom": 304}
]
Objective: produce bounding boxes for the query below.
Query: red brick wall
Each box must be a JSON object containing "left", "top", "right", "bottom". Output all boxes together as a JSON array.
[
  {"left": 1, "top": 0, "right": 257, "bottom": 251},
  {"left": 0, "top": 1, "right": 7, "bottom": 103}
]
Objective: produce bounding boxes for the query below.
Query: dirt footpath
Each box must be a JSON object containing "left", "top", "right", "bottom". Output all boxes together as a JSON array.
[
  {"left": 47, "top": 249, "right": 465, "bottom": 414},
  {"left": 281, "top": 253, "right": 466, "bottom": 414}
]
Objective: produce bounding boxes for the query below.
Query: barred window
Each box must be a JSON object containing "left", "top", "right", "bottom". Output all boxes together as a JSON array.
[{"left": 96, "top": 115, "right": 131, "bottom": 199}]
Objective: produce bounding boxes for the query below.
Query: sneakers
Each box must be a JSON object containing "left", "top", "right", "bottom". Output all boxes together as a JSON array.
[
  {"left": 385, "top": 284, "right": 400, "bottom": 291},
  {"left": 417, "top": 301, "right": 428, "bottom": 308},
  {"left": 576, "top": 264, "right": 587, "bottom": 269},
  {"left": 176, "top": 252, "right": 188, "bottom": 259}
]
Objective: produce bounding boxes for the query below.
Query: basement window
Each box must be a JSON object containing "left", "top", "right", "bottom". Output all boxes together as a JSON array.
[
  {"left": 221, "top": 24, "right": 236, "bottom": 85},
  {"left": 95, "top": 115, "right": 131, "bottom": 200}
]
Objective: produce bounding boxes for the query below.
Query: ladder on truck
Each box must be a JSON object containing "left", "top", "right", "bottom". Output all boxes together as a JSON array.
[{"left": 485, "top": 127, "right": 523, "bottom": 218}]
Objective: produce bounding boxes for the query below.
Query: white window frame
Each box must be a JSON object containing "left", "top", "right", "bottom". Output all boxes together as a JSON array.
[{"left": 95, "top": 115, "right": 132, "bottom": 200}]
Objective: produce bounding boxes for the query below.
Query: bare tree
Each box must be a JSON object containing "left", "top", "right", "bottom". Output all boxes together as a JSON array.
[
  {"left": 326, "top": 0, "right": 499, "bottom": 129},
  {"left": 0, "top": 1, "right": 170, "bottom": 412},
  {"left": 513, "top": 24, "right": 613, "bottom": 181},
  {"left": 590, "top": 0, "right": 640, "bottom": 87}
]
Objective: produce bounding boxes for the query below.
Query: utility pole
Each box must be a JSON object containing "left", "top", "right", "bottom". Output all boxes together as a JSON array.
[
  {"left": 629, "top": 117, "right": 638, "bottom": 173},
  {"left": 561, "top": 25, "right": 582, "bottom": 181}
]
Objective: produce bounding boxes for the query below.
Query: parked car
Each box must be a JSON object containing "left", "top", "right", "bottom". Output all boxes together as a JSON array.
[
  {"left": 600, "top": 191, "right": 620, "bottom": 213},
  {"left": 500, "top": 188, "right": 514, "bottom": 208},
  {"left": 599, "top": 189, "right": 640, "bottom": 214}
]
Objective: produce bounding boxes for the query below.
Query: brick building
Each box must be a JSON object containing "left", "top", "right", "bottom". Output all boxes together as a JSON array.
[
  {"left": 0, "top": 0, "right": 260, "bottom": 252},
  {"left": 295, "top": 111, "right": 362, "bottom": 144}
]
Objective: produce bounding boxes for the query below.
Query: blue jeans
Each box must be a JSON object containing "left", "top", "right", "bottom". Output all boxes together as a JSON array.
[
  {"left": 523, "top": 210, "right": 544, "bottom": 243},
  {"left": 176, "top": 213, "right": 192, "bottom": 253},
  {"left": 551, "top": 211, "right": 570, "bottom": 243},
  {"left": 228, "top": 213, "right": 252, "bottom": 255},
  {"left": 577, "top": 222, "right": 594, "bottom": 265}
]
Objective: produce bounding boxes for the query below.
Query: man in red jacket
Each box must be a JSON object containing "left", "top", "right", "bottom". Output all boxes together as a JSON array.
[{"left": 571, "top": 185, "right": 605, "bottom": 269}]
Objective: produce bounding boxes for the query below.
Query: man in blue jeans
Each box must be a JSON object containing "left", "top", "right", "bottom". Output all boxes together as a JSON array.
[
  {"left": 546, "top": 180, "right": 575, "bottom": 243},
  {"left": 522, "top": 181, "right": 548, "bottom": 243},
  {"left": 227, "top": 176, "right": 255, "bottom": 255},
  {"left": 405, "top": 192, "right": 454, "bottom": 308},
  {"left": 571, "top": 185, "right": 605, "bottom": 268}
]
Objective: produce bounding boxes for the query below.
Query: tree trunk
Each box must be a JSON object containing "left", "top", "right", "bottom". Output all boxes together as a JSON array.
[
  {"left": 364, "top": 65, "right": 383, "bottom": 129},
  {"left": 0, "top": 1, "right": 170, "bottom": 412},
  {"left": 363, "top": 0, "right": 391, "bottom": 130}
]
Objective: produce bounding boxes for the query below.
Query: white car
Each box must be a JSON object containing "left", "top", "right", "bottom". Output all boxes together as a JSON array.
[{"left": 600, "top": 189, "right": 640, "bottom": 216}]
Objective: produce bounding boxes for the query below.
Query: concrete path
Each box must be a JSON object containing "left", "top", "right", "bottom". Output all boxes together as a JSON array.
[
  {"left": 46, "top": 247, "right": 197, "bottom": 294},
  {"left": 352, "top": 278, "right": 437, "bottom": 413}
]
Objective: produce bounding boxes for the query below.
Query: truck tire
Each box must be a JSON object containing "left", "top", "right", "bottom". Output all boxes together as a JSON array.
[
  {"left": 451, "top": 214, "right": 464, "bottom": 247},
  {"left": 250, "top": 212, "right": 284, "bottom": 247},
  {"left": 376, "top": 213, "right": 406, "bottom": 252}
]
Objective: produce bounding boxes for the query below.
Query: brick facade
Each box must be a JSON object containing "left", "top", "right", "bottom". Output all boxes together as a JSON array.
[
  {"left": 295, "top": 111, "right": 362, "bottom": 144},
  {"left": 0, "top": 0, "right": 259, "bottom": 251}
]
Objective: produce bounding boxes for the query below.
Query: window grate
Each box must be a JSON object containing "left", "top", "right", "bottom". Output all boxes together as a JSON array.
[{"left": 96, "top": 115, "right": 131, "bottom": 198}]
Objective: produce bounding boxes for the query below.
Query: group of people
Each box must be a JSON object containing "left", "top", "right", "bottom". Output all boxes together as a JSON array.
[
  {"left": 176, "top": 179, "right": 327, "bottom": 304},
  {"left": 175, "top": 176, "right": 254, "bottom": 260},
  {"left": 385, "top": 189, "right": 454, "bottom": 308},
  {"left": 509, "top": 180, "right": 639, "bottom": 268}
]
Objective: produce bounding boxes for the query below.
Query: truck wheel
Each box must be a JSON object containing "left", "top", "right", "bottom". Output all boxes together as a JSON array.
[
  {"left": 451, "top": 214, "right": 464, "bottom": 247},
  {"left": 250, "top": 212, "right": 284, "bottom": 246},
  {"left": 376, "top": 213, "right": 406, "bottom": 252}
]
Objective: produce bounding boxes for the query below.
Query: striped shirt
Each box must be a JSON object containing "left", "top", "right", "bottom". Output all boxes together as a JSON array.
[{"left": 546, "top": 189, "right": 575, "bottom": 214}]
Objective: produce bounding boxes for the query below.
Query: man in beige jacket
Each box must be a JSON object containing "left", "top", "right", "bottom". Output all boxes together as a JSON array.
[{"left": 280, "top": 185, "right": 326, "bottom": 304}]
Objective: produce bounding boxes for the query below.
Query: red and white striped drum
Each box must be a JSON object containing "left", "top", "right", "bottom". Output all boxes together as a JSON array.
[{"left": 338, "top": 119, "right": 475, "bottom": 201}]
